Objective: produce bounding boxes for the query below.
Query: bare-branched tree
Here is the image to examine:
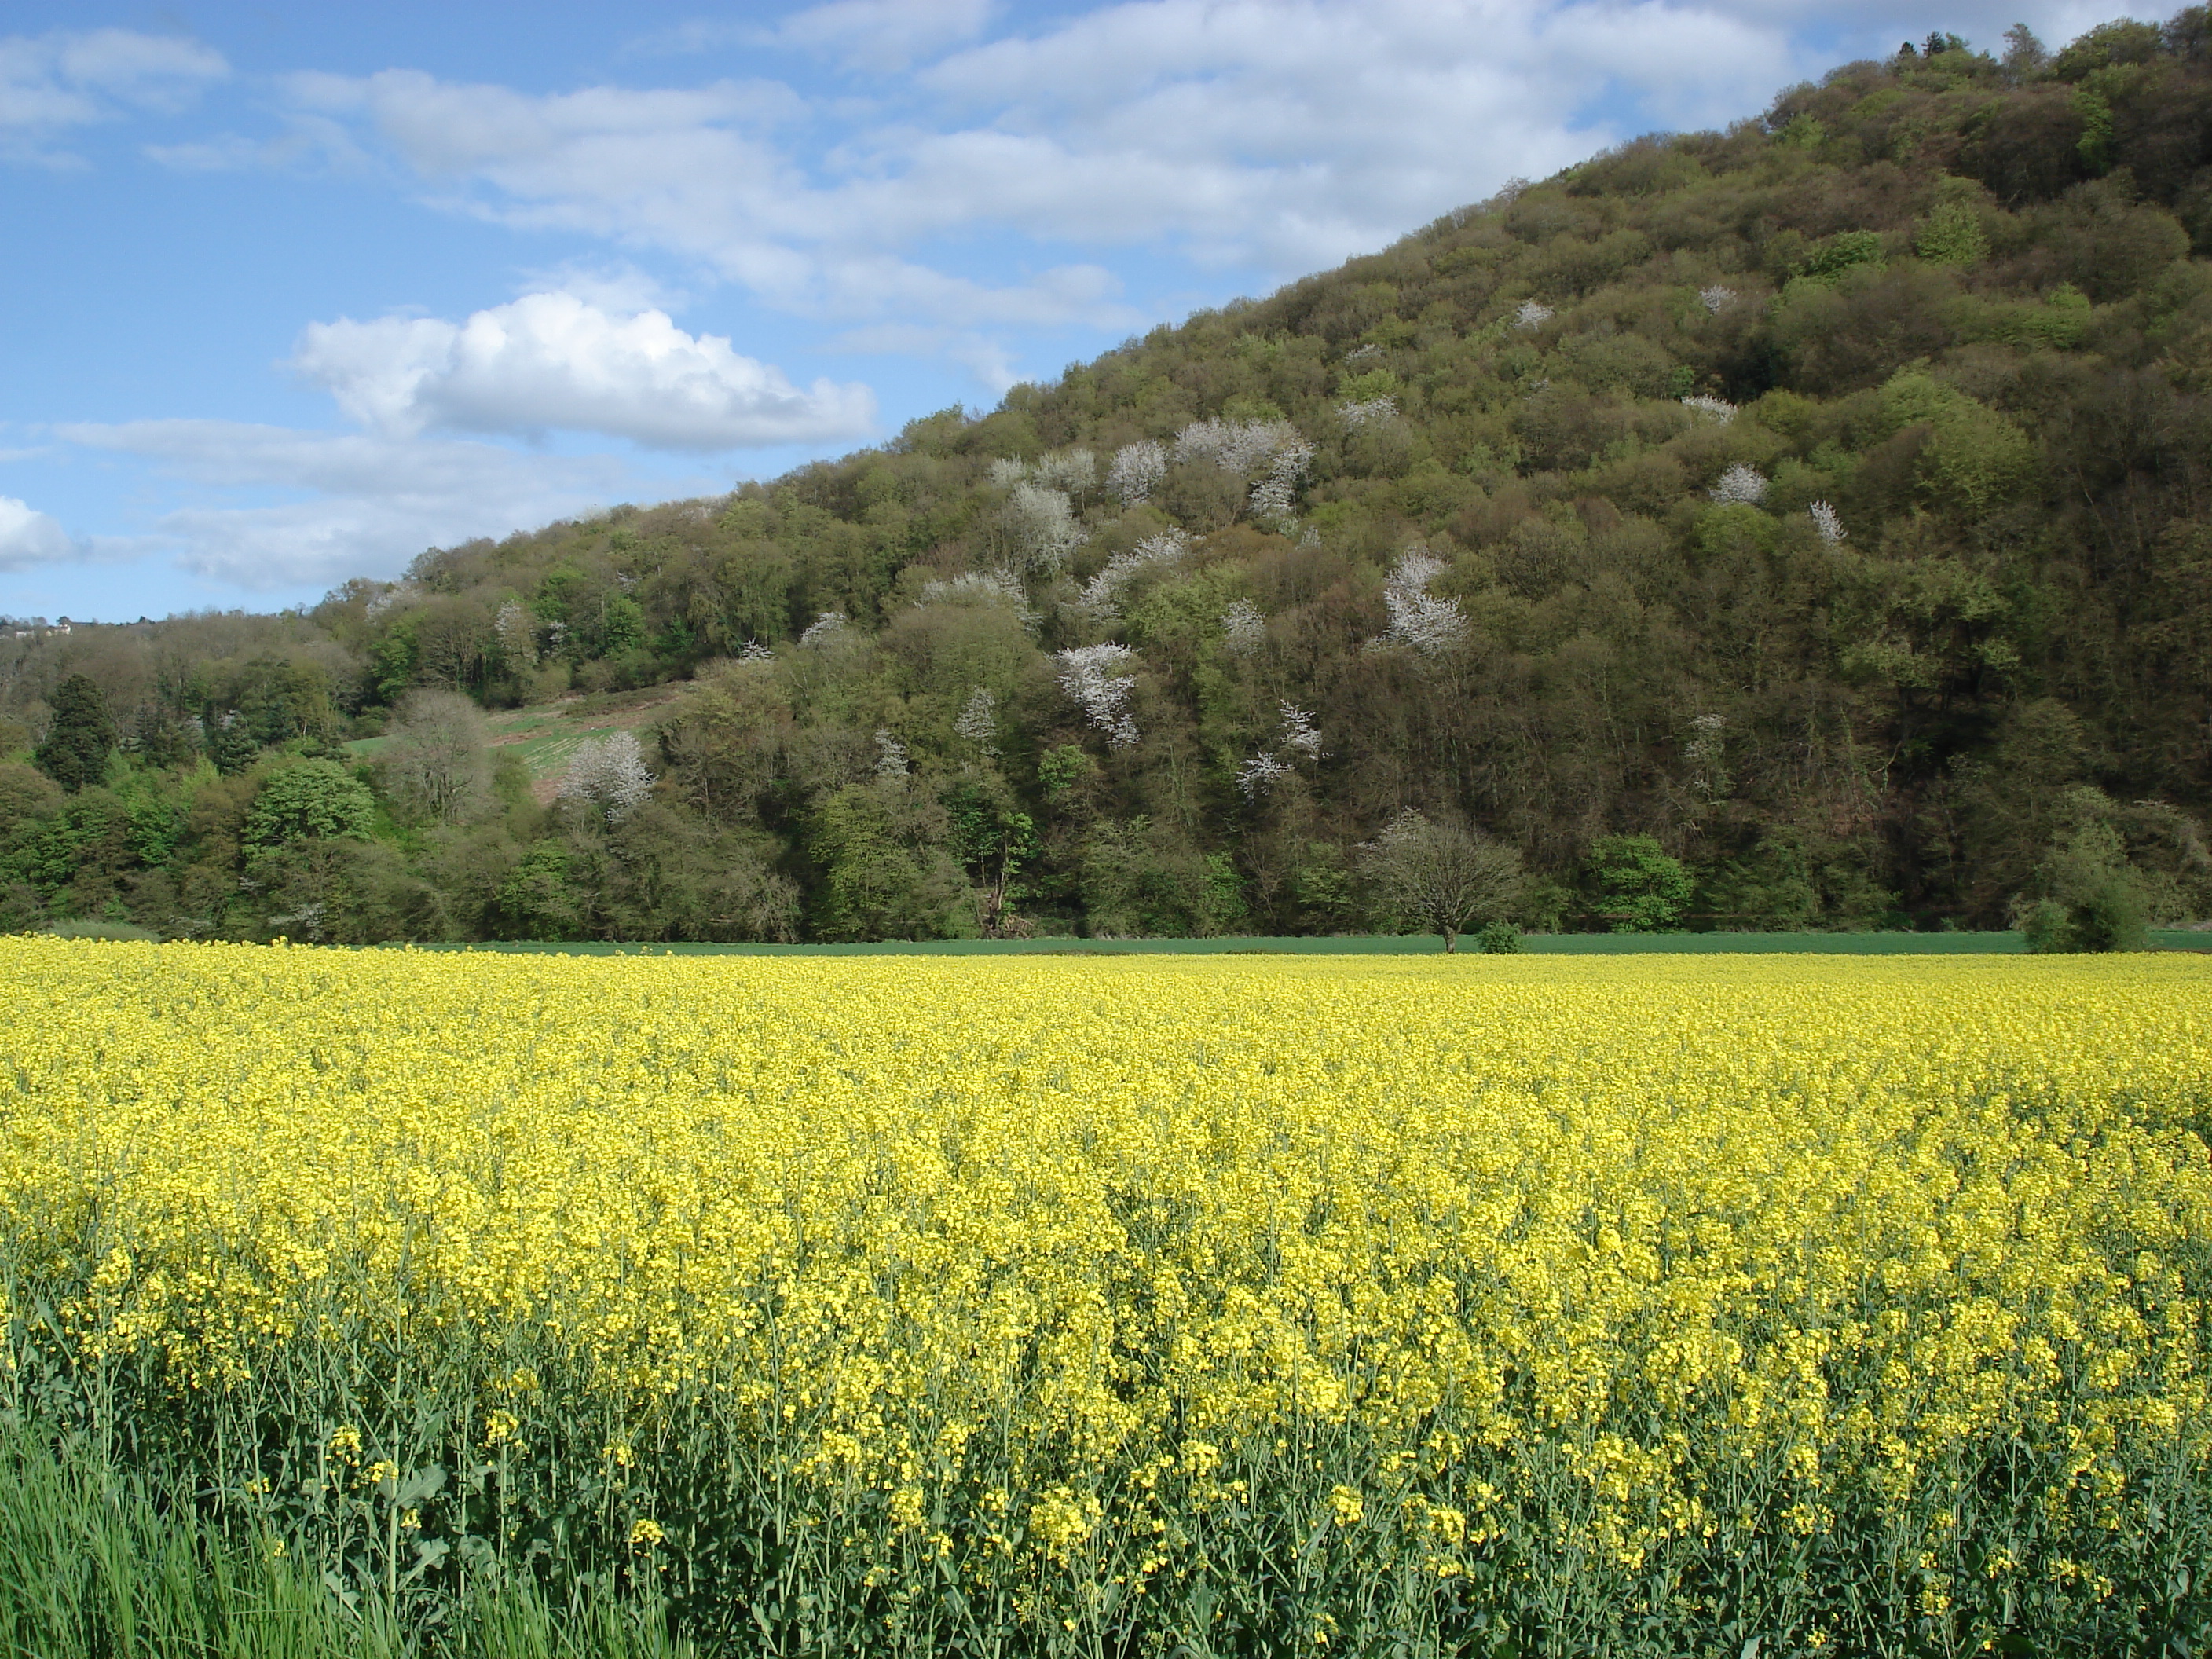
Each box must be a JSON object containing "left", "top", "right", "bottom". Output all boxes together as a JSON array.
[
  {"left": 379, "top": 688, "right": 491, "bottom": 825},
  {"left": 1361, "top": 808, "right": 1525, "bottom": 952}
]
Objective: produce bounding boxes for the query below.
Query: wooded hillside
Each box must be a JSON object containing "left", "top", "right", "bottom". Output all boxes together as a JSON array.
[{"left": 6, "top": 13, "right": 2212, "bottom": 943}]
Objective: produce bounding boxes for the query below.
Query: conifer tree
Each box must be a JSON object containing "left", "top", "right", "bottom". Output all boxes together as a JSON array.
[{"left": 33, "top": 675, "right": 115, "bottom": 793}]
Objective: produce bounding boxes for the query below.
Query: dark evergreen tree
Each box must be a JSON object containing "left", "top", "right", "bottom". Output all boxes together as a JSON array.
[
  {"left": 32, "top": 676, "right": 115, "bottom": 793},
  {"left": 205, "top": 712, "right": 261, "bottom": 776}
]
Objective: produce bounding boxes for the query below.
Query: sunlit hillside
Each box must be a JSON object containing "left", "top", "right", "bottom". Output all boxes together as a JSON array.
[{"left": 5, "top": 16, "right": 2212, "bottom": 943}]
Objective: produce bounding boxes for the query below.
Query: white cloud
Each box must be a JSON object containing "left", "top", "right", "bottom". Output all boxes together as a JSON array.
[
  {"left": 515, "top": 262, "right": 683, "bottom": 315},
  {"left": 771, "top": 0, "right": 998, "bottom": 72},
  {"left": 261, "top": 1, "right": 1788, "bottom": 328},
  {"left": 288, "top": 291, "right": 877, "bottom": 450},
  {"left": 830, "top": 324, "right": 1024, "bottom": 394},
  {"left": 0, "top": 496, "right": 76, "bottom": 570},
  {"left": 145, "top": 114, "right": 366, "bottom": 175},
  {"left": 280, "top": 0, "right": 2138, "bottom": 324},
  {"left": 0, "top": 27, "right": 225, "bottom": 159},
  {"left": 627, "top": 0, "right": 996, "bottom": 71},
  {"left": 57, "top": 421, "right": 714, "bottom": 589},
  {"left": 50, "top": 29, "right": 228, "bottom": 109},
  {"left": 278, "top": 68, "right": 1133, "bottom": 333}
]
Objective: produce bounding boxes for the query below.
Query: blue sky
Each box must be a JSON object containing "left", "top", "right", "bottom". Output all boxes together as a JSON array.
[{"left": 0, "top": 0, "right": 2128, "bottom": 621}]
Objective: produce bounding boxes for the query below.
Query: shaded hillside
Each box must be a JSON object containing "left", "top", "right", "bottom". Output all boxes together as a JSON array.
[{"left": 6, "top": 13, "right": 2212, "bottom": 943}]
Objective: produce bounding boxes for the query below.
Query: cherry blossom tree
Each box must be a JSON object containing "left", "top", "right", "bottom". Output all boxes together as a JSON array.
[
  {"left": 1075, "top": 531, "right": 1188, "bottom": 623},
  {"left": 1056, "top": 643, "right": 1141, "bottom": 748},
  {"left": 1220, "top": 599, "right": 1265, "bottom": 654},
  {"left": 1378, "top": 548, "right": 1467, "bottom": 655},
  {"left": 558, "top": 731, "right": 654, "bottom": 822},
  {"left": 1105, "top": 440, "right": 1166, "bottom": 506},
  {"left": 1708, "top": 463, "right": 1769, "bottom": 505}
]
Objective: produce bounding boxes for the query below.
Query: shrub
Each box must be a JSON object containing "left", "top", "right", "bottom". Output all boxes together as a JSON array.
[{"left": 1476, "top": 919, "right": 1525, "bottom": 952}]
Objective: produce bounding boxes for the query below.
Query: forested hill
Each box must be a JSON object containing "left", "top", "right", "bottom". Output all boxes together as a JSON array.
[{"left": 8, "top": 13, "right": 2212, "bottom": 945}]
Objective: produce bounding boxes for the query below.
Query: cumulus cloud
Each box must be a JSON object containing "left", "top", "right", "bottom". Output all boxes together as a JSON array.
[
  {"left": 0, "top": 496, "right": 77, "bottom": 570},
  {"left": 0, "top": 27, "right": 226, "bottom": 159},
  {"left": 56, "top": 420, "right": 710, "bottom": 589},
  {"left": 288, "top": 291, "right": 877, "bottom": 449}
]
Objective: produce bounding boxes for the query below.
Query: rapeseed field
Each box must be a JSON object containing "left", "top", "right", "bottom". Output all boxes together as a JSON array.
[{"left": 2, "top": 939, "right": 2208, "bottom": 1656}]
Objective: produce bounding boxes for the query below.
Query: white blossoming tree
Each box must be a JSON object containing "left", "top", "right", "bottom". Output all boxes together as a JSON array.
[
  {"left": 1247, "top": 440, "right": 1313, "bottom": 531},
  {"left": 1708, "top": 463, "right": 1769, "bottom": 505},
  {"left": 919, "top": 570, "right": 1039, "bottom": 632},
  {"left": 1005, "top": 481, "right": 1084, "bottom": 577},
  {"left": 557, "top": 731, "right": 654, "bottom": 823},
  {"left": 1378, "top": 548, "right": 1468, "bottom": 655},
  {"left": 1220, "top": 599, "right": 1266, "bottom": 654},
  {"left": 954, "top": 687, "right": 1000, "bottom": 755},
  {"left": 493, "top": 599, "right": 537, "bottom": 670},
  {"left": 1056, "top": 643, "right": 1141, "bottom": 748},
  {"left": 1105, "top": 441, "right": 1166, "bottom": 506},
  {"left": 1236, "top": 703, "right": 1325, "bottom": 799},
  {"left": 1075, "top": 531, "right": 1189, "bottom": 623},
  {"left": 1234, "top": 751, "right": 1292, "bottom": 797},
  {"left": 873, "top": 729, "right": 910, "bottom": 778},
  {"left": 1337, "top": 396, "right": 1399, "bottom": 427},
  {"left": 1173, "top": 418, "right": 1299, "bottom": 475}
]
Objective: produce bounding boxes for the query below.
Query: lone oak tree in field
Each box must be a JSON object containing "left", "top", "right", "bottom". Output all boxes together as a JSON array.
[{"left": 1362, "top": 809, "right": 1525, "bottom": 953}]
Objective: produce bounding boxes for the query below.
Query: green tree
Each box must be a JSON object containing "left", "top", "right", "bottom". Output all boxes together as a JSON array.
[
  {"left": 243, "top": 761, "right": 377, "bottom": 856},
  {"left": 0, "top": 762, "right": 63, "bottom": 831},
  {"left": 1591, "top": 835, "right": 1694, "bottom": 932},
  {"left": 34, "top": 676, "right": 117, "bottom": 793},
  {"left": 1914, "top": 201, "right": 1990, "bottom": 266},
  {"left": 371, "top": 621, "right": 419, "bottom": 705},
  {"left": 944, "top": 775, "right": 1038, "bottom": 936},
  {"left": 235, "top": 658, "right": 336, "bottom": 746},
  {"left": 1080, "top": 818, "right": 1245, "bottom": 939},
  {"left": 599, "top": 592, "right": 646, "bottom": 658},
  {"left": 492, "top": 844, "right": 583, "bottom": 940},
  {"left": 2016, "top": 788, "right": 2155, "bottom": 951},
  {"left": 1881, "top": 371, "right": 2037, "bottom": 514},
  {"left": 811, "top": 782, "right": 966, "bottom": 941},
  {"left": 249, "top": 837, "right": 427, "bottom": 944},
  {"left": 1037, "top": 745, "right": 1093, "bottom": 802},
  {"left": 204, "top": 712, "right": 262, "bottom": 776}
]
